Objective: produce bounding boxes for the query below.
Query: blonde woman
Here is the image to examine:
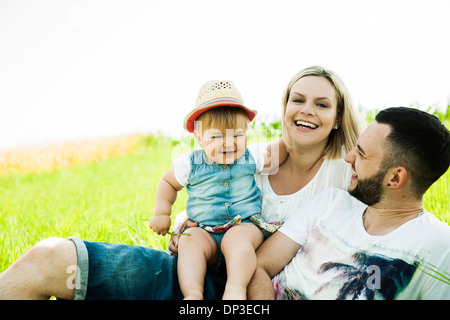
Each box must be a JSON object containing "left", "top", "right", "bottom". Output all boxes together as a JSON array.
[
  {"left": 0, "top": 66, "right": 366, "bottom": 300},
  {"left": 252, "top": 66, "right": 365, "bottom": 227}
]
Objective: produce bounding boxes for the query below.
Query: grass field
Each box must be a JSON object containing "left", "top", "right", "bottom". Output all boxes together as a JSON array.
[
  {"left": 0, "top": 118, "right": 449, "bottom": 273},
  {"left": 0, "top": 136, "right": 189, "bottom": 271}
]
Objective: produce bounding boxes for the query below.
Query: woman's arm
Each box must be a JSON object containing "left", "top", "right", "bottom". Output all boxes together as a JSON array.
[
  {"left": 247, "top": 231, "right": 301, "bottom": 299},
  {"left": 261, "top": 139, "right": 288, "bottom": 174},
  {"left": 168, "top": 218, "right": 199, "bottom": 254}
]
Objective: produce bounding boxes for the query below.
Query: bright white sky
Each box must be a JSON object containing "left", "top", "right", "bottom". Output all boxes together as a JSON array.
[{"left": 1, "top": 0, "right": 449, "bottom": 148}]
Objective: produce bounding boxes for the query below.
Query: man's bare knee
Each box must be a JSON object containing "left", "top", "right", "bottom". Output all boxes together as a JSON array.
[
  {"left": 31, "top": 237, "right": 72, "bottom": 257},
  {"left": 28, "top": 237, "right": 78, "bottom": 299},
  {"left": 0, "top": 237, "right": 77, "bottom": 299},
  {"left": 26, "top": 237, "right": 74, "bottom": 268}
]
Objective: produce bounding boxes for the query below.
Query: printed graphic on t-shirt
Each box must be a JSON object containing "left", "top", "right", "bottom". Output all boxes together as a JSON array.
[{"left": 273, "top": 226, "right": 420, "bottom": 300}]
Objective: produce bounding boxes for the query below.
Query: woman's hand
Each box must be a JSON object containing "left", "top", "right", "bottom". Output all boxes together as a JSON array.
[{"left": 168, "top": 219, "right": 199, "bottom": 255}]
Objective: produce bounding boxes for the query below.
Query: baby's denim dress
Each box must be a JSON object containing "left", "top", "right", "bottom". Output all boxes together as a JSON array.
[{"left": 185, "top": 149, "right": 262, "bottom": 231}]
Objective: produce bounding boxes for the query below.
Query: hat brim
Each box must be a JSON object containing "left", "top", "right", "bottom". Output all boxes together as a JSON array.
[{"left": 184, "top": 98, "right": 257, "bottom": 132}]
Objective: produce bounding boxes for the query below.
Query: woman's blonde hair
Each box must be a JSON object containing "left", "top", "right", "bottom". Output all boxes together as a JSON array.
[{"left": 281, "top": 66, "right": 366, "bottom": 159}]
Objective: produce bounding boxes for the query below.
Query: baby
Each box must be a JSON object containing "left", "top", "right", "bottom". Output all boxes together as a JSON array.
[{"left": 150, "top": 80, "right": 286, "bottom": 299}]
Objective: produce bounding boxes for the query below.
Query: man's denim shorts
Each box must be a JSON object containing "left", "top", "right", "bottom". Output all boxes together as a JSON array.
[{"left": 69, "top": 237, "right": 223, "bottom": 300}]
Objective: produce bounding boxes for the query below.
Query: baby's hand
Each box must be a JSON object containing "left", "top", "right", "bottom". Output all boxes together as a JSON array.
[{"left": 149, "top": 215, "right": 171, "bottom": 236}]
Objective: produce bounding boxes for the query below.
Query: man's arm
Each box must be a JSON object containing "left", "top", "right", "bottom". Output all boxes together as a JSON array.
[
  {"left": 248, "top": 266, "right": 276, "bottom": 299},
  {"left": 247, "top": 231, "right": 302, "bottom": 299}
]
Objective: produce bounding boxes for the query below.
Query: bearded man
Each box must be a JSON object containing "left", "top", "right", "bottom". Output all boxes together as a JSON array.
[{"left": 248, "top": 107, "right": 450, "bottom": 300}]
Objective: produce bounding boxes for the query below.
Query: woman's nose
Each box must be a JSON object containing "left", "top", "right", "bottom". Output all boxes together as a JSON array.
[{"left": 300, "top": 101, "right": 315, "bottom": 115}]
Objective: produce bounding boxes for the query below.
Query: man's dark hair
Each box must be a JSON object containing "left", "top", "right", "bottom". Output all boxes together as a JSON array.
[{"left": 375, "top": 107, "right": 450, "bottom": 198}]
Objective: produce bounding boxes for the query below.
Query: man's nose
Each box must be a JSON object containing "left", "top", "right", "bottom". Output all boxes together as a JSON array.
[{"left": 344, "top": 147, "right": 356, "bottom": 164}]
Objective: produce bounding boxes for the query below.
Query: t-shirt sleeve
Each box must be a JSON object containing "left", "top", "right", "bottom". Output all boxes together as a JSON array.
[
  {"left": 173, "top": 153, "right": 191, "bottom": 187},
  {"left": 247, "top": 143, "right": 268, "bottom": 173},
  {"left": 278, "top": 188, "right": 337, "bottom": 246},
  {"left": 173, "top": 210, "right": 188, "bottom": 231}
]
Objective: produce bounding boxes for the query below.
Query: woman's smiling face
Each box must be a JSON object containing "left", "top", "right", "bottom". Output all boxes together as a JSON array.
[{"left": 284, "top": 76, "right": 339, "bottom": 150}]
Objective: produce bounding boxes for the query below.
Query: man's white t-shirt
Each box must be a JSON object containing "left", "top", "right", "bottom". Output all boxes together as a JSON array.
[{"left": 275, "top": 188, "right": 450, "bottom": 300}]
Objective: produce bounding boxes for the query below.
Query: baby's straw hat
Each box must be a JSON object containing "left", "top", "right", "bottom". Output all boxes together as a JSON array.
[{"left": 183, "top": 80, "right": 257, "bottom": 132}]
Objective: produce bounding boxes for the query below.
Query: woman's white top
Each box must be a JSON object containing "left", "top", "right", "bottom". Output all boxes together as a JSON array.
[
  {"left": 255, "top": 157, "right": 352, "bottom": 223},
  {"left": 173, "top": 155, "right": 353, "bottom": 229}
]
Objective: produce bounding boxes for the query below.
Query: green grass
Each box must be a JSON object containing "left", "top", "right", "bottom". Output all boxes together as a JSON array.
[
  {"left": 1, "top": 121, "right": 449, "bottom": 273},
  {"left": 423, "top": 119, "right": 450, "bottom": 224},
  {"left": 0, "top": 139, "right": 188, "bottom": 272}
]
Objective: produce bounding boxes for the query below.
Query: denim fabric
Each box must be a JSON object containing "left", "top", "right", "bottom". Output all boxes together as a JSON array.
[
  {"left": 210, "top": 217, "right": 268, "bottom": 257},
  {"left": 69, "top": 238, "right": 222, "bottom": 300},
  {"left": 186, "top": 149, "right": 262, "bottom": 228}
]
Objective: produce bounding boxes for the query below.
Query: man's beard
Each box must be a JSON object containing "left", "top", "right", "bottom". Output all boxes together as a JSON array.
[{"left": 349, "top": 170, "right": 387, "bottom": 206}]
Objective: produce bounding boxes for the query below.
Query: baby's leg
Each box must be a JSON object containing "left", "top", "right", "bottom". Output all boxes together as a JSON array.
[
  {"left": 177, "top": 227, "right": 218, "bottom": 300},
  {"left": 221, "top": 223, "right": 264, "bottom": 300}
]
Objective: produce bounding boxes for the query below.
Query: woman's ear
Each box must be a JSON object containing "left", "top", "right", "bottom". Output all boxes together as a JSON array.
[{"left": 334, "top": 116, "right": 342, "bottom": 130}]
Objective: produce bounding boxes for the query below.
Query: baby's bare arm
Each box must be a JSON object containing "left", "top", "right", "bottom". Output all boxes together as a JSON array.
[{"left": 150, "top": 168, "right": 184, "bottom": 235}]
